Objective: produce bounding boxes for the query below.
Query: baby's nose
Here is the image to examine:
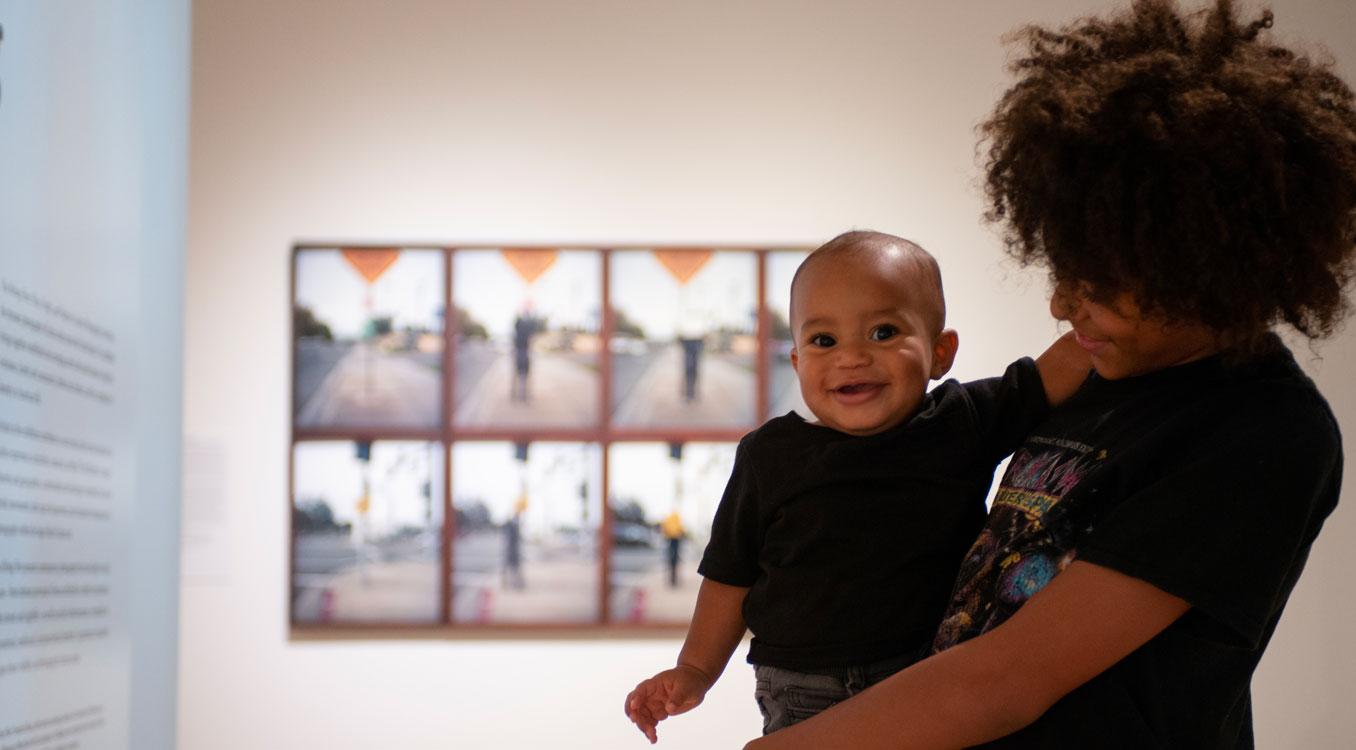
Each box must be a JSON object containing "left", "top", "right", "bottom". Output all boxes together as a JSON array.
[{"left": 835, "top": 343, "right": 872, "bottom": 366}]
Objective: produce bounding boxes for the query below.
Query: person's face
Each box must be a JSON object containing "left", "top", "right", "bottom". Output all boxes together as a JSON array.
[
  {"left": 1050, "top": 281, "right": 1220, "bottom": 380},
  {"left": 790, "top": 255, "right": 957, "bottom": 436}
]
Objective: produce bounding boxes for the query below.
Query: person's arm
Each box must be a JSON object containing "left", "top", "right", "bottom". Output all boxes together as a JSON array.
[
  {"left": 625, "top": 578, "right": 750, "bottom": 743},
  {"left": 744, "top": 560, "right": 1188, "bottom": 750},
  {"left": 1035, "top": 331, "right": 1091, "bottom": 407}
]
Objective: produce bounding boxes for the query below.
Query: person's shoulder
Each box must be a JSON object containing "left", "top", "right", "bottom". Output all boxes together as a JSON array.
[
  {"left": 906, "top": 376, "right": 987, "bottom": 427},
  {"left": 931, "top": 357, "right": 1040, "bottom": 405},
  {"left": 901, "top": 376, "right": 957, "bottom": 408},
  {"left": 732, "top": 412, "right": 824, "bottom": 488},
  {"left": 736, "top": 412, "right": 838, "bottom": 468},
  {"left": 1160, "top": 342, "right": 1340, "bottom": 455},
  {"left": 741, "top": 411, "right": 815, "bottom": 448},
  {"left": 1219, "top": 342, "right": 1335, "bottom": 423}
]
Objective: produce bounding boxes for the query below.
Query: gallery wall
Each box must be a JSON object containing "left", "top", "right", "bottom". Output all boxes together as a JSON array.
[{"left": 182, "top": 0, "right": 1356, "bottom": 748}]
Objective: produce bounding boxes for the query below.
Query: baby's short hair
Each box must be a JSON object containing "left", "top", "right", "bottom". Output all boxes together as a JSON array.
[{"left": 792, "top": 230, "right": 946, "bottom": 335}]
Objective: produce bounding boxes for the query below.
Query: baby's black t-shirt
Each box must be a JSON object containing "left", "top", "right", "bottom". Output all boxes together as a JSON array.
[{"left": 697, "top": 358, "right": 1049, "bottom": 671}]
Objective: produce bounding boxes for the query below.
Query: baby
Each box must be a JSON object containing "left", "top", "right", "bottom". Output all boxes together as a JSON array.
[{"left": 624, "top": 230, "right": 1087, "bottom": 741}]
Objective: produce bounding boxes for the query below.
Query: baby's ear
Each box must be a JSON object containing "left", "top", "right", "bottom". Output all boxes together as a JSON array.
[
  {"left": 930, "top": 329, "right": 959, "bottom": 379},
  {"left": 789, "top": 347, "right": 799, "bottom": 373}
]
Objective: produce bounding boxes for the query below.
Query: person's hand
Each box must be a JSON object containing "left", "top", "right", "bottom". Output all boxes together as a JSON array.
[{"left": 624, "top": 664, "right": 713, "bottom": 743}]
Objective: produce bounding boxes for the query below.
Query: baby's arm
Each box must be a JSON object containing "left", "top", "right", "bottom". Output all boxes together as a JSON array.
[
  {"left": 1035, "top": 331, "right": 1092, "bottom": 407},
  {"left": 625, "top": 578, "right": 749, "bottom": 744}
]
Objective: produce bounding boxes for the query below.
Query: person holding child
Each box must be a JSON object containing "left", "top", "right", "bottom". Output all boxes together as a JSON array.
[
  {"left": 746, "top": 1, "right": 1356, "bottom": 747},
  {"left": 624, "top": 231, "right": 1091, "bottom": 741}
]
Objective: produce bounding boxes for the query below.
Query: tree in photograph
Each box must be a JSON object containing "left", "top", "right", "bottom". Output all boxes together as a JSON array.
[
  {"left": 294, "top": 305, "right": 333, "bottom": 341},
  {"left": 453, "top": 307, "right": 489, "bottom": 340},
  {"left": 612, "top": 309, "right": 646, "bottom": 339}
]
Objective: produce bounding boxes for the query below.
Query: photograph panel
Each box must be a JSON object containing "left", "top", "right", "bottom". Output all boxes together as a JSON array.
[
  {"left": 291, "top": 441, "right": 444, "bottom": 624},
  {"left": 294, "top": 248, "right": 445, "bottom": 430},
  {"left": 767, "top": 250, "right": 812, "bottom": 420},
  {"left": 607, "top": 442, "right": 736, "bottom": 624},
  {"left": 451, "top": 441, "right": 602, "bottom": 625},
  {"left": 610, "top": 250, "right": 757, "bottom": 429},
  {"left": 452, "top": 249, "right": 602, "bottom": 429}
]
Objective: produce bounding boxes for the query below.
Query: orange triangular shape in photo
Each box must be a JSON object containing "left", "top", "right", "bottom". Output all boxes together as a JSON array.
[
  {"left": 652, "top": 249, "right": 713, "bottom": 285},
  {"left": 500, "top": 248, "right": 560, "bottom": 285},
  {"left": 340, "top": 248, "right": 401, "bottom": 284}
]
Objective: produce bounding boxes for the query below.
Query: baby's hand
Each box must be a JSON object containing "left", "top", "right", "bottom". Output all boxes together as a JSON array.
[{"left": 624, "top": 664, "right": 712, "bottom": 743}]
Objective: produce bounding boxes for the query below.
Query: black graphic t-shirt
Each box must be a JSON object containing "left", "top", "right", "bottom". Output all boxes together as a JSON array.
[{"left": 933, "top": 337, "right": 1343, "bottom": 748}]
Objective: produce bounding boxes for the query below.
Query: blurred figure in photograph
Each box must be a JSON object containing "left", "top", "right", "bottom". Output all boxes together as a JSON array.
[
  {"left": 676, "top": 316, "right": 705, "bottom": 403},
  {"left": 511, "top": 306, "right": 539, "bottom": 403},
  {"left": 661, "top": 509, "right": 686, "bottom": 588},
  {"left": 502, "top": 502, "right": 525, "bottom": 590}
]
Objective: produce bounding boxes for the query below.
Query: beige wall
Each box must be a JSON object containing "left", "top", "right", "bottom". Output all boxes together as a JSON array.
[{"left": 182, "top": 1, "right": 1356, "bottom": 747}]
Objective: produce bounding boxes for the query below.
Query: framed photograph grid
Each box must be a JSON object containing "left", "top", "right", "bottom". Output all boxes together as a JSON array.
[{"left": 290, "top": 244, "right": 809, "bottom": 631}]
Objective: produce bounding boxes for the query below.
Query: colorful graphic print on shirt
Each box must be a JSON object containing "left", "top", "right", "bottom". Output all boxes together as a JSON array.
[{"left": 932, "top": 435, "right": 1108, "bottom": 652}]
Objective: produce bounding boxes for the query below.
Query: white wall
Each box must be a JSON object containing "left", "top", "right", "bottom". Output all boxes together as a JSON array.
[{"left": 181, "top": 1, "right": 1356, "bottom": 748}]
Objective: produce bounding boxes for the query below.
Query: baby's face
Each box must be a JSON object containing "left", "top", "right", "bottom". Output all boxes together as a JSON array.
[{"left": 790, "top": 256, "right": 950, "bottom": 436}]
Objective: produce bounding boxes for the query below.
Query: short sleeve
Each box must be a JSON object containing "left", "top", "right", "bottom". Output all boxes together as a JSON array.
[
  {"left": 696, "top": 440, "right": 763, "bottom": 587},
  {"left": 960, "top": 357, "right": 1050, "bottom": 465},
  {"left": 1077, "top": 391, "right": 1342, "bottom": 646}
]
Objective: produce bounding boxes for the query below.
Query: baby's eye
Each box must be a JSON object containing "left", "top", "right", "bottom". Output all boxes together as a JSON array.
[
  {"left": 808, "top": 333, "right": 836, "bottom": 348},
  {"left": 869, "top": 324, "right": 899, "bottom": 341}
]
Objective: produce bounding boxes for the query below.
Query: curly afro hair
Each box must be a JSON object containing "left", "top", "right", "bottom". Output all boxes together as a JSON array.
[{"left": 982, "top": 0, "right": 1356, "bottom": 347}]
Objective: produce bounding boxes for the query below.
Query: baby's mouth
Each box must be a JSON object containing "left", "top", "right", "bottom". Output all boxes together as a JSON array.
[
  {"left": 835, "top": 383, "right": 874, "bottom": 394},
  {"left": 831, "top": 382, "right": 884, "bottom": 402}
]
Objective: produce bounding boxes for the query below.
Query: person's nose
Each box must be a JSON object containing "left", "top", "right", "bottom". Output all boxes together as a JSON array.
[
  {"left": 1050, "top": 281, "right": 1082, "bottom": 322},
  {"left": 833, "top": 341, "right": 872, "bottom": 368}
]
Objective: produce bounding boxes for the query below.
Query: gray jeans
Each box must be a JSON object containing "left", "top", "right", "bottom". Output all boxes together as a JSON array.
[{"left": 753, "top": 649, "right": 925, "bottom": 735}]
